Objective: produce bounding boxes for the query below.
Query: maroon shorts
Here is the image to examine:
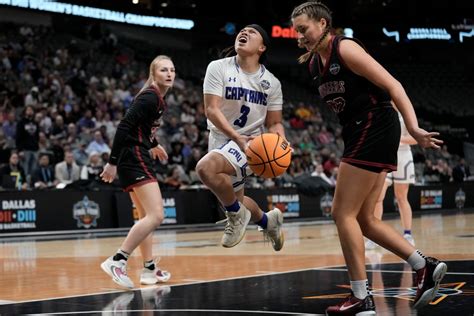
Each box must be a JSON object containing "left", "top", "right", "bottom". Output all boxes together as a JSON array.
[
  {"left": 341, "top": 106, "right": 400, "bottom": 173},
  {"left": 117, "top": 146, "right": 157, "bottom": 192}
]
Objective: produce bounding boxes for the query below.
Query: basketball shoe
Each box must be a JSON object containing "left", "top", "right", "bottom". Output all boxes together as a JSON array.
[
  {"left": 221, "top": 205, "right": 251, "bottom": 248},
  {"left": 325, "top": 291, "right": 376, "bottom": 315},
  {"left": 101, "top": 257, "right": 134, "bottom": 289},
  {"left": 140, "top": 259, "right": 171, "bottom": 285},
  {"left": 262, "top": 208, "right": 285, "bottom": 251},
  {"left": 413, "top": 257, "right": 447, "bottom": 309}
]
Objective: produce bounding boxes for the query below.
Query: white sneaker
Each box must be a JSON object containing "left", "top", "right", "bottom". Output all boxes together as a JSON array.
[
  {"left": 404, "top": 233, "right": 415, "bottom": 246},
  {"left": 365, "top": 239, "right": 377, "bottom": 250},
  {"left": 221, "top": 205, "right": 251, "bottom": 248},
  {"left": 263, "top": 208, "right": 285, "bottom": 251},
  {"left": 140, "top": 262, "right": 171, "bottom": 285},
  {"left": 101, "top": 257, "right": 134, "bottom": 289}
]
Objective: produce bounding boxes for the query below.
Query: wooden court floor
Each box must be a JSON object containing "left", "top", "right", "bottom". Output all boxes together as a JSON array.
[{"left": 0, "top": 209, "right": 473, "bottom": 315}]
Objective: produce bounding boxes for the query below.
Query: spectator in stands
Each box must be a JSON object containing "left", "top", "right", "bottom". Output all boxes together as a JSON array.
[
  {"left": 317, "top": 125, "right": 333, "bottom": 145},
  {"left": 50, "top": 115, "right": 67, "bottom": 140},
  {"left": 311, "top": 163, "right": 335, "bottom": 186},
  {"left": 168, "top": 141, "right": 185, "bottom": 166},
  {"left": 287, "top": 154, "right": 305, "bottom": 179},
  {"left": 72, "top": 140, "right": 88, "bottom": 166},
  {"left": 80, "top": 151, "right": 103, "bottom": 181},
  {"left": 0, "top": 152, "right": 28, "bottom": 190},
  {"left": 452, "top": 158, "right": 471, "bottom": 182},
  {"left": 323, "top": 152, "right": 338, "bottom": 177},
  {"left": 65, "top": 123, "right": 80, "bottom": 148},
  {"left": 31, "top": 153, "right": 57, "bottom": 189},
  {"left": 15, "top": 105, "right": 39, "bottom": 176},
  {"left": 163, "top": 165, "right": 189, "bottom": 190},
  {"left": 77, "top": 109, "right": 95, "bottom": 133},
  {"left": 186, "top": 146, "right": 202, "bottom": 184},
  {"left": 291, "top": 2, "right": 445, "bottom": 313},
  {"left": 37, "top": 131, "right": 52, "bottom": 154},
  {"left": 2, "top": 110, "right": 16, "bottom": 148},
  {"left": 24, "top": 86, "right": 41, "bottom": 107},
  {"left": 0, "top": 131, "right": 10, "bottom": 164},
  {"left": 86, "top": 130, "right": 111, "bottom": 155},
  {"left": 435, "top": 158, "right": 452, "bottom": 183},
  {"left": 54, "top": 150, "right": 81, "bottom": 185},
  {"left": 100, "top": 55, "right": 173, "bottom": 289}
]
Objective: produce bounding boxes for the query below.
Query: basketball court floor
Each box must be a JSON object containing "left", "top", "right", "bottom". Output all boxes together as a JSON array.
[{"left": 0, "top": 209, "right": 473, "bottom": 315}]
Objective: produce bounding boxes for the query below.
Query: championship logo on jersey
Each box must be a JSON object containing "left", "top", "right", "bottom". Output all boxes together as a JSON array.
[
  {"left": 329, "top": 63, "right": 340, "bottom": 75},
  {"left": 73, "top": 196, "right": 100, "bottom": 229},
  {"left": 260, "top": 79, "right": 271, "bottom": 90}
]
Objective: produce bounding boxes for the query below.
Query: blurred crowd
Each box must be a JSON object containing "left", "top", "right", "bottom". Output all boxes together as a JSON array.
[{"left": 0, "top": 23, "right": 471, "bottom": 192}]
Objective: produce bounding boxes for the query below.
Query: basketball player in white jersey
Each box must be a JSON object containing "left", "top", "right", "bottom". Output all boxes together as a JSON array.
[
  {"left": 366, "top": 111, "right": 418, "bottom": 249},
  {"left": 196, "top": 24, "right": 286, "bottom": 250}
]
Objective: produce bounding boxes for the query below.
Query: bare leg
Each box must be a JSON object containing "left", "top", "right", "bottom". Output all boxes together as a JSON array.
[
  {"left": 373, "top": 181, "right": 389, "bottom": 220},
  {"left": 394, "top": 183, "right": 412, "bottom": 231},
  {"left": 120, "top": 182, "right": 164, "bottom": 254},
  {"left": 130, "top": 191, "right": 153, "bottom": 262},
  {"left": 358, "top": 181, "right": 415, "bottom": 260},
  {"left": 196, "top": 152, "right": 241, "bottom": 206},
  {"left": 331, "top": 162, "right": 383, "bottom": 281},
  {"left": 197, "top": 152, "right": 264, "bottom": 220}
]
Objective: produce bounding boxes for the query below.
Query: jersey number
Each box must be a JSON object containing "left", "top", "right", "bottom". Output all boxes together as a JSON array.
[{"left": 233, "top": 104, "right": 250, "bottom": 128}]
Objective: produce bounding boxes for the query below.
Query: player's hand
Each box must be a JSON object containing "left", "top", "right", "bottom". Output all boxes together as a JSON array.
[
  {"left": 150, "top": 144, "right": 168, "bottom": 163},
  {"left": 100, "top": 163, "right": 117, "bottom": 183},
  {"left": 410, "top": 127, "right": 443, "bottom": 149},
  {"left": 234, "top": 134, "right": 255, "bottom": 152}
]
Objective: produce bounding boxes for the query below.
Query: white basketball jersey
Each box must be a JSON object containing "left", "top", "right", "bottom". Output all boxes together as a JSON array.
[
  {"left": 203, "top": 56, "right": 283, "bottom": 139},
  {"left": 398, "top": 112, "right": 411, "bottom": 152}
]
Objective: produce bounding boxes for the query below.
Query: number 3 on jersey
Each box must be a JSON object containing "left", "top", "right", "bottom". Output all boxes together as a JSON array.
[{"left": 233, "top": 104, "right": 250, "bottom": 128}]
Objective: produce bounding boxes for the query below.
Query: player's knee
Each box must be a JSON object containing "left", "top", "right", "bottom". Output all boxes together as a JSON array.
[
  {"left": 330, "top": 209, "right": 342, "bottom": 223},
  {"left": 151, "top": 213, "right": 164, "bottom": 227},
  {"left": 196, "top": 159, "right": 212, "bottom": 181}
]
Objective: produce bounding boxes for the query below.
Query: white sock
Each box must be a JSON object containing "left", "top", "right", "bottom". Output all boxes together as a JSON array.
[
  {"left": 407, "top": 250, "right": 426, "bottom": 271},
  {"left": 350, "top": 279, "right": 369, "bottom": 299}
]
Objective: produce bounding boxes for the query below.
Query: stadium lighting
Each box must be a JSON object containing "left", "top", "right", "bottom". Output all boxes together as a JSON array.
[{"left": 0, "top": 0, "right": 194, "bottom": 30}]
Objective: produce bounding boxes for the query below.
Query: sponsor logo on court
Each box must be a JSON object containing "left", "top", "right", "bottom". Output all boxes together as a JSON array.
[{"left": 73, "top": 196, "right": 100, "bottom": 229}]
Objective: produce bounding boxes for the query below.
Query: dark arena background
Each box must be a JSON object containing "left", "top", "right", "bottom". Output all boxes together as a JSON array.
[{"left": 0, "top": 0, "right": 473, "bottom": 315}]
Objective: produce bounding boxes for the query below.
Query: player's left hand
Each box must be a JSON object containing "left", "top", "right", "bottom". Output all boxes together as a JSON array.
[
  {"left": 411, "top": 127, "right": 443, "bottom": 149},
  {"left": 150, "top": 144, "right": 168, "bottom": 163}
]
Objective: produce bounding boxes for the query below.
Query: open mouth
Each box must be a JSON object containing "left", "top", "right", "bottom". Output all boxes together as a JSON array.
[{"left": 238, "top": 36, "right": 248, "bottom": 44}]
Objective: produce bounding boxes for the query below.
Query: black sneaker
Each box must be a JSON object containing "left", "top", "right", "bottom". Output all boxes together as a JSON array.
[
  {"left": 325, "top": 291, "right": 376, "bottom": 315},
  {"left": 413, "top": 257, "right": 447, "bottom": 309}
]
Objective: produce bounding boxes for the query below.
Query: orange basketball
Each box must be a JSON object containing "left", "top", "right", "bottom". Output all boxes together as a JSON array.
[{"left": 245, "top": 133, "right": 292, "bottom": 178}]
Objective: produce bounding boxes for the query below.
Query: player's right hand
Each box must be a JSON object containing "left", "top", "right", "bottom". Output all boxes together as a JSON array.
[
  {"left": 100, "top": 163, "right": 117, "bottom": 183},
  {"left": 410, "top": 127, "right": 443, "bottom": 149},
  {"left": 234, "top": 134, "right": 255, "bottom": 152}
]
